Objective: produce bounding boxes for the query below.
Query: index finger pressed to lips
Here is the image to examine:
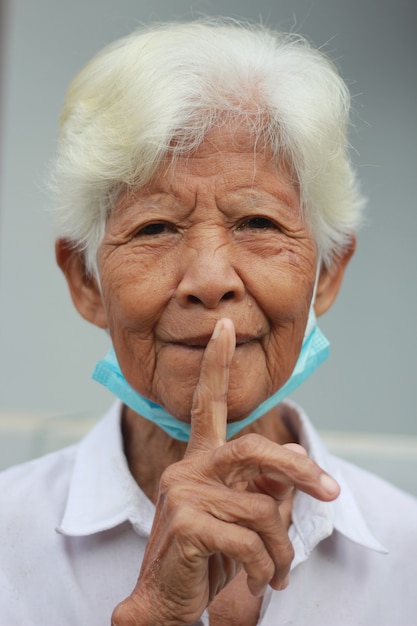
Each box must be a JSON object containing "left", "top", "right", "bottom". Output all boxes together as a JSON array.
[{"left": 187, "top": 318, "right": 236, "bottom": 453}]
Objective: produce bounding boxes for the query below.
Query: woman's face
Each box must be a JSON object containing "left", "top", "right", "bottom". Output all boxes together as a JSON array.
[{"left": 97, "top": 125, "right": 318, "bottom": 423}]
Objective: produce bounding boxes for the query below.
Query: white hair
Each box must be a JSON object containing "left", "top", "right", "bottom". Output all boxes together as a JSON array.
[{"left": 49, "top": 18, "right": 365, "bottom": 275}]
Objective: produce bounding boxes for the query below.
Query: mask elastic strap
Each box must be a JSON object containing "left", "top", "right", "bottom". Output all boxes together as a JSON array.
[{"left": 304, "top": 256, "right": 322, "bottom": 338}]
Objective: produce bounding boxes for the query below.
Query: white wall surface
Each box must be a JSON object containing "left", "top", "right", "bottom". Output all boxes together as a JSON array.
[{"left": 0, "top": 0, "right": 416, "bottom": 445}]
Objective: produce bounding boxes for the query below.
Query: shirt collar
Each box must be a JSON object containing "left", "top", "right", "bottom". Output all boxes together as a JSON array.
[
  {"left": 280, "top": 400, "right": 387, "bottom": 567},
  {"left": 57, "top": 400, "right": 387, "bottom": 557},
  {"left": 57, "top": 401, "right": 155, "bottom": 537}
]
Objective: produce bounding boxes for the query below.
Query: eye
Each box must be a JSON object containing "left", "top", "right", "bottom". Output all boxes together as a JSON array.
[
  {"left": 237, "top": 217, "right": 279, "bottom": 231},
  {"left": 134, "top": 222, "right": 176, "bottom": 237}
]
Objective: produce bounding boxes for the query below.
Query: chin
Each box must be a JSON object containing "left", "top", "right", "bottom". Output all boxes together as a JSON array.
[{"left": 160, "top": 386, "right": 268, "bottom": 425}]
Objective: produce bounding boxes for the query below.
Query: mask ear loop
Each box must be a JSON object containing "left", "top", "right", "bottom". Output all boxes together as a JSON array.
[{"left": 304, "top": 256, "right": 322, "bottom": 339}]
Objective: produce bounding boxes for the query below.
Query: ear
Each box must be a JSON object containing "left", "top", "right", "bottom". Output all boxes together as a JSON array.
[
  {"left": 55, "top": 239, "right": 108, "bottom": 329},
  {"left": 314, "top": 235, "right": 356, "bottom": 317}
]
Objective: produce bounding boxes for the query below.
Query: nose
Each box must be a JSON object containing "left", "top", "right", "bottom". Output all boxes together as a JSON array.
[{"left": 175, "top": 239, "right": 245, "bottom": 309}]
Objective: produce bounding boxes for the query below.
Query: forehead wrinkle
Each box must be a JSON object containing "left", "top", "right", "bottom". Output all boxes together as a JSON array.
[
  {"left": 113, "top": 187, "right": 185, "bottom": 225},
  {"left": 225, "top": 185, "right": 300, "bottom": 219}
]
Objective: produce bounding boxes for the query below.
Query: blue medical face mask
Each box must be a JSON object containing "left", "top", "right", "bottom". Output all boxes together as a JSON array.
[{"left": 92, "top": 307, "right": 329, "bottom": 442}]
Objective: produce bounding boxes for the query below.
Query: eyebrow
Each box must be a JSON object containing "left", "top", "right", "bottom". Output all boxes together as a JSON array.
[{"left": 227, "top": 187, "right": 300, "bottom": 213}]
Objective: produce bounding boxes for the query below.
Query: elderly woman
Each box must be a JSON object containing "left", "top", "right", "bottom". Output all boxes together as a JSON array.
[{"left": 1, "top": 19, "right": 416, "bottom": 626}]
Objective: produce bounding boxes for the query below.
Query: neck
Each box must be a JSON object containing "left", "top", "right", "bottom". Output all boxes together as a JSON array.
[{"left": 122, "top": 404, "right": 297, "bottom": 503}]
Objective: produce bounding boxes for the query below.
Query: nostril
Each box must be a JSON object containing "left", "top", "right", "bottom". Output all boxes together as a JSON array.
[
  {"left": 186, "top": 291, "right": 234, "bottom": 305},
  {"left": 187, "top": 295, "right": 201, "bottom": 304}
]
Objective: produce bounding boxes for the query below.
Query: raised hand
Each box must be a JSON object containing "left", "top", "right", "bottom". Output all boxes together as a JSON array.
[{"left": 112, "top": 318, "right": 339, "bottom": 626}]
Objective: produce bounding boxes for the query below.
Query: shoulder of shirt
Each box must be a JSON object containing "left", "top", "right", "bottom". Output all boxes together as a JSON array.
[
  {"left": 330, "top": 453, "right": 417, "bottom": 550},
  {"left": 0, "top": 442, "right": 78, "bottom": 483},
  {"left": 0, "top": 444, "right": 79, "bottom": 531},
  {"left": 0, "top": 402, "right": 121, "bottom": 504},
  {"left": 332, "top": 453, "right": 417, "bottom": 509}
]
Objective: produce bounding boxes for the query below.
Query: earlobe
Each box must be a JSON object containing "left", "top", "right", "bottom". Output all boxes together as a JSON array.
[
  {"left": 314, "top": 236, "right": 356, "bottom": 317},
  {"left": 55, "top": 239, "right": 108, "bottom": 329}
]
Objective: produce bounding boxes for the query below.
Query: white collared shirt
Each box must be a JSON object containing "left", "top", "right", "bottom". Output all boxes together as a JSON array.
[{"left": 1, "top": 401, "right": 416, "bottom": 625}]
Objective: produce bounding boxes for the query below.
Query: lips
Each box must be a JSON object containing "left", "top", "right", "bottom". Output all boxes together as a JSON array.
[{"left": 170, "top": 333, "right": 257, "bottom": 349}]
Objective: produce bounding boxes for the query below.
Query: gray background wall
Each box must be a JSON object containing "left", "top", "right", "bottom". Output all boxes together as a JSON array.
[{"left": 0, "top": 0, "right": 416, "bottom": 437}]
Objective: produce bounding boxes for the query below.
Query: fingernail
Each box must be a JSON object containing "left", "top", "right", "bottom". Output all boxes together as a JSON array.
[
  {"left": 211, "top": 319, "right": 223, "bottom": 340},
  {"left": 320, "top": 473, "right": 340, "bottom": 496}
]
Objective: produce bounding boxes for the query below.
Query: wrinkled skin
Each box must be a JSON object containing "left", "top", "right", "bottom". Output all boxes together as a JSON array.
[
  {"left": 56, "top": 124, "right": 353, "bottom": 625},
  {"left": 111, "top": 320, "right": 340, "bottom": 626}
]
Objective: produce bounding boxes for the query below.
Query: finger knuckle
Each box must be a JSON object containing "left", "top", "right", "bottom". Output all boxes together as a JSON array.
[
  {"left": 111, "top": 598, "right": 140, "bottom": 626},
  {"left": 159, "top": 461, "right": 194, "bottom": 494},
  {"left": 259, "top": 553, "right": 276, "bottom": 581},
  {"left": 159, "top": 462, "right": 179, "bottom": 488},
  {"left": 169, "top": 506, "right": 194, "bottom": 536},
  {"left": 281, "top": 538, "right": 295, "bottom": 568},
  {"left": 269, "top": 540, "right": 294, "bottom": 591},
  {"left": 285, "top": 449, "right": 317, "bottom": 479},
  {"left": 251, "top": 495, "right": 278, "bottom": 521},
  {"left": 192, "top": 381, "right": 218, "bottom": 413},
  {"left": 245, "top": 531, "right": 264, "bottom": 558},
  {"left": 246, "top": 541, "right": 275, "bottom": 582},
  {"left": 230, "top": 433, "right": 264, "bottom": 460}
]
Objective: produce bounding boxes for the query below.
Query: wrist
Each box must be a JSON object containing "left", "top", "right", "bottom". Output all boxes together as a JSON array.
[{"left": 111, "top": 594, "right": 199, "bottom": 626}]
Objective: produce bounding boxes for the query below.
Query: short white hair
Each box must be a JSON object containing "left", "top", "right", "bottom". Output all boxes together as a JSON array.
[{"left": 49, "top": 18, "right": 365, "bottom": 275}]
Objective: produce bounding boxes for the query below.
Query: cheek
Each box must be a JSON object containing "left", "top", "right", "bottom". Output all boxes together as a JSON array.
[
  {"left": 251, "top": 272, "right": 314, "bottom": 387},
  {"left": 253, "top": 264, "right": 314, "bottom": 328},
  {"left": 97, "top": 256, "right": 177, "bottom": 397},
  {"left": 99, "top": 252, "right": 173, "bottom": 332}
]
